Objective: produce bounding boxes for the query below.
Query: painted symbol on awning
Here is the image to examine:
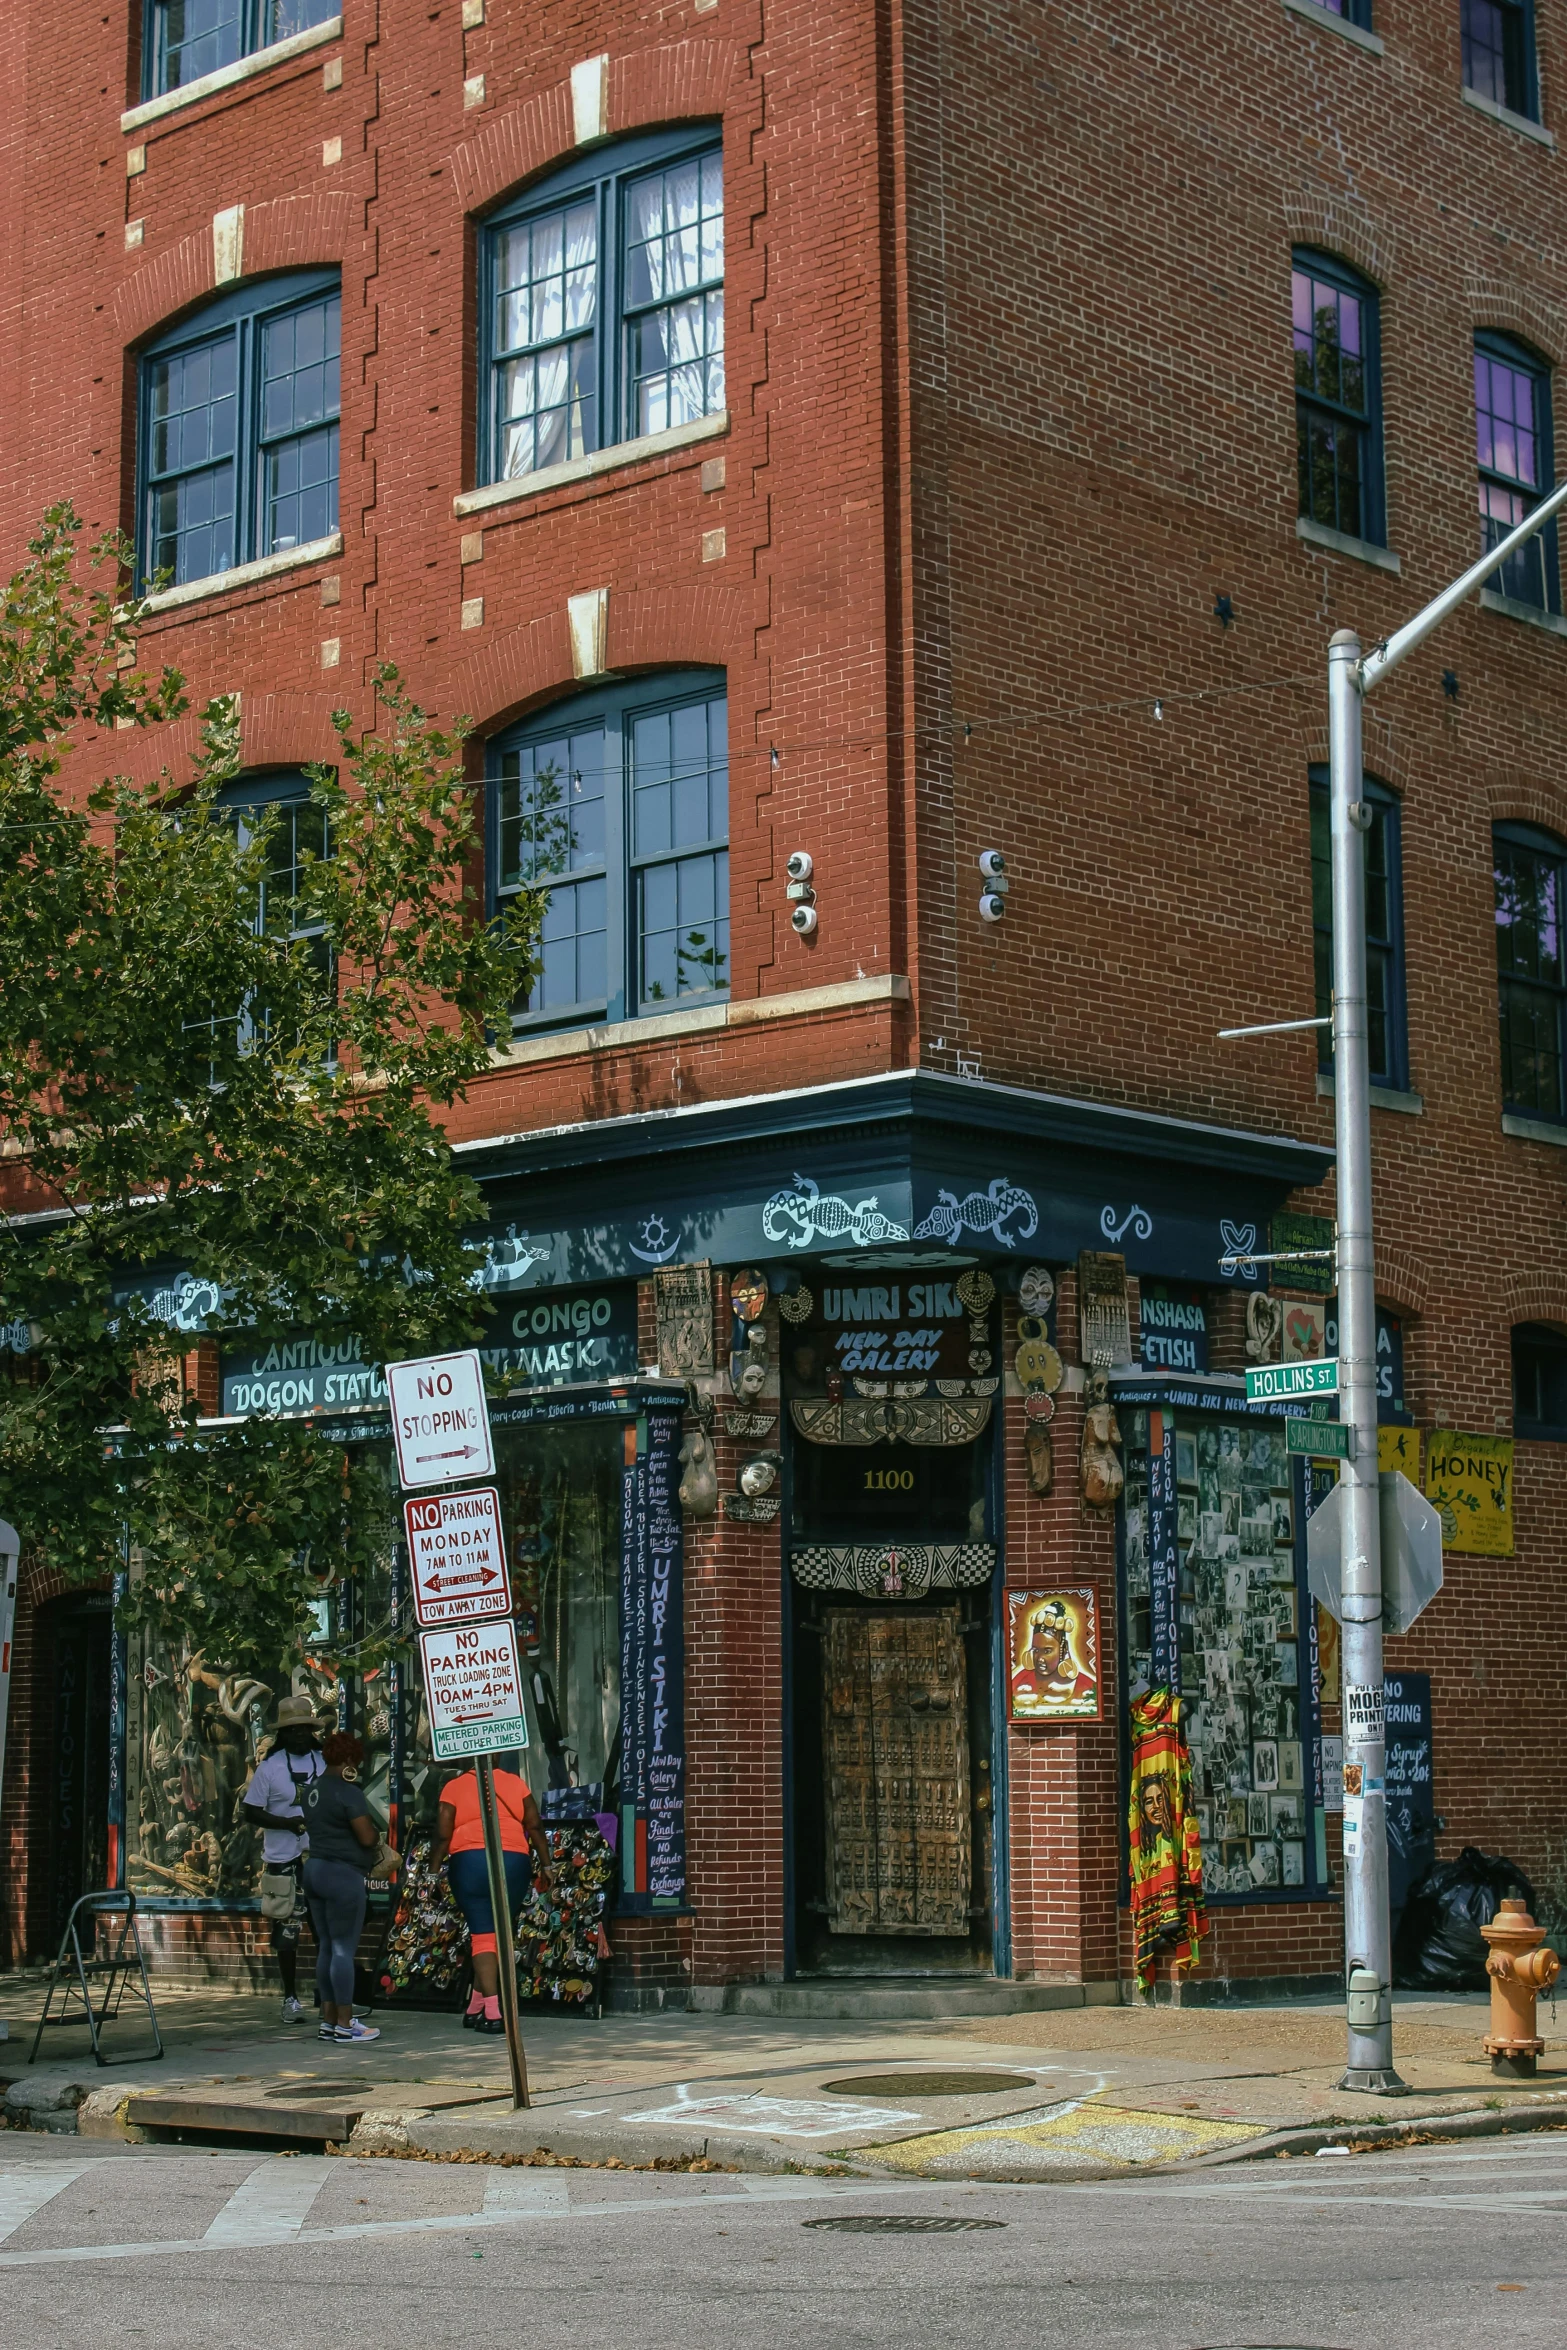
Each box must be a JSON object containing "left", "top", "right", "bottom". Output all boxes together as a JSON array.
[
  {"left": 912, "top": 1178, "right": 1038, "bottom": 1248},
  {"left": 1218, "top": 1219, "right": 1259, "bottom": 1280},
  {"left": 763, "top": 1175, "right": 910, "bottom": 1250}
]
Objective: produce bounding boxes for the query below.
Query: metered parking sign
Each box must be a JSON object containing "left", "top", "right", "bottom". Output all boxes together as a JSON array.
[
  {"left": 405, "top": 1488, "right": 512, "bottom": 1627},
  {"left": 386, "top": 1348, "right": 494, "bottom": 1488},
  {"left": 418, "top": 1618, "right": 529, "bottom": 1760}
]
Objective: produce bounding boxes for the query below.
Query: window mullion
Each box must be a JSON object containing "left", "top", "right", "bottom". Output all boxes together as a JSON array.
[
  {"left": 606, "top": 705, "right": 629, "bottom": 1024},
  {"left": 601, "top": 179, "right": 618, "bottom": 451}
]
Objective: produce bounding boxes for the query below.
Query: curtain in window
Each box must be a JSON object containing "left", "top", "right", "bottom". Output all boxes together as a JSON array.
[{"left": 496, "top": 201, "right": 599, "bottom": 478}]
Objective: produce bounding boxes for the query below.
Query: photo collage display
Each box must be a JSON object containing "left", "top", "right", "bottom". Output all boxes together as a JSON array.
[{"left": 1122, "top": 1411, "right": 1315, "bottom": 1898}]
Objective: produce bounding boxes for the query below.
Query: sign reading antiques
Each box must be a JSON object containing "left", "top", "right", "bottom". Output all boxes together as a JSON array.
[
  {"left": 418, "top": 1618, "right": 529, "bottom": 1759},
  {"left": 386, "top": 1349, "right": 496, "bottom": 1489},
  {"left": 404, "top": 1488, "right": 513, "bottom": 1629}
]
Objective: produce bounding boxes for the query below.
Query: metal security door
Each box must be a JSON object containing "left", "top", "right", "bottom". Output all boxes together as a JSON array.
[{"left": 822, "top": 1608, "right": 969, "bottom": 1935}]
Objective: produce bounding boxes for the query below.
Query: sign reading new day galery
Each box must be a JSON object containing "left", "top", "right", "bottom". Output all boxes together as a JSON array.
[
  {"left": 419, "top": 1618, "right": 529, "bottom": 1760},
  {"left": 405, "top": 1488, "right": 513, "bottom": 1628},
  {"left": 386, "top": 1347, "right": 495, "bottom": 1489}
]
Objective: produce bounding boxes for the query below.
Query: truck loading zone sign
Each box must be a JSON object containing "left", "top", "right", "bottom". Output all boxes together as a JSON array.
[
  {"left": 418, "top": 1619, "right": 528, "bottom": 1760},
  {"left": 405, "top": 1488, "right": 512, "bottom": 1628},
  {"left": 386, "top": 1348, "right": 495, "bottom": 1489}
]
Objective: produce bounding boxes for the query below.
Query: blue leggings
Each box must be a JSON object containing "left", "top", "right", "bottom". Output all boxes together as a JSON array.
[
  {"left": 303, "top": 1858, "right": 368, "bottom": 2009},
  {"left": 448, "top": 1848, "right": 531, "bottom": 1939}
]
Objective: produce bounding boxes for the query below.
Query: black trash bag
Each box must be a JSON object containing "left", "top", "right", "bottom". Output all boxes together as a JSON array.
[{"left": 1392, "top": 1845, "right": 1537, "bottom": 1991}]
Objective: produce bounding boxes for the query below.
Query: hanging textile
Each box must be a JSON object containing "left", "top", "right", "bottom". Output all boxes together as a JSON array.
[
  {"left": 513, "top": 1822, "right": 616, "bottom": 2008},
  {"left": 380, "top": 1829, "right": 470, "bottom": 1997},
  {"left": 1127, "top": 1687, "right": 1208, "bottom": 1990}
]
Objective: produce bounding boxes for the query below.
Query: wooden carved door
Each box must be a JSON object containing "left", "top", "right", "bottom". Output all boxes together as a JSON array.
[{"left": 822, "top": 1608, "right": 970, "bottom": 1935}]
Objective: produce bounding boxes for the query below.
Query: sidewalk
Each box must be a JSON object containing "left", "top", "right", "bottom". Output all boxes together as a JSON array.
[{"left": 4, "top": 1976, "right": 1565, "bottom": 2179}]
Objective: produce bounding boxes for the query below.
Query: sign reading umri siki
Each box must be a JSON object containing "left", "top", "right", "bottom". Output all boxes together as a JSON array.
[{"left": 385, "top": 1348, "right": 496, "bottom": 1488}]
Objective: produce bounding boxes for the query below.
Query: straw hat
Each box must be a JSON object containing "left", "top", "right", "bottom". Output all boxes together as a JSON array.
[{"left": 273, "top": 1694, "right": 320, "bottom": 1728}]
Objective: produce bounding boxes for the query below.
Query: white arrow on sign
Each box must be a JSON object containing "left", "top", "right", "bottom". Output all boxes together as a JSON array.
[
  {"left": 386, "top": 1348, "right": 495, "bottom": 1489},
  {"left": 404, "top": 1486, "right": 513, "bottom": 1629}
]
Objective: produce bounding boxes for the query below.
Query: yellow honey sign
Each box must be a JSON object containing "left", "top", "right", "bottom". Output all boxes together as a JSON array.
[{"left": 1423, "top": 1429, "right": 1514, "bottom": 1556}]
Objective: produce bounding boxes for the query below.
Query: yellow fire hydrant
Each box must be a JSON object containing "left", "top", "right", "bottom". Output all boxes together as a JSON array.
[{"left": 1481, "top": 1897, "right": 1560, "bottom": 2078}]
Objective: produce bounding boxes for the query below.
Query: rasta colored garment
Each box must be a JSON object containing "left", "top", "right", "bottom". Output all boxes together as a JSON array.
[{"left": 1127, "top": 1688, "right": 1208, "bottom": 1989}]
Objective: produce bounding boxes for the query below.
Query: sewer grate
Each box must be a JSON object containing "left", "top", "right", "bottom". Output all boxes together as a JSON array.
[
  {"left": 803, "top": 2215, "right": 1006, "bottom": 2233},
  {"left": 821, "top": 2072, "right": 1035, "bottom": 2099}
]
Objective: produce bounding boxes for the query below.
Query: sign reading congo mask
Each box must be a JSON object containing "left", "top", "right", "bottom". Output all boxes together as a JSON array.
[{"left": 221, "top": 1282, "right": 639, "bottom": 1417}]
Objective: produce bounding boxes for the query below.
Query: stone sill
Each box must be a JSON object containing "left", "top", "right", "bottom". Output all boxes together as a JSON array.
[
  {"left": 453, "top": 412, "right": 728, "bottom": 518},
  {"left": 139, "top": 533, "right": 342, "bottom": 614},
  {"left": 1316, "top": 1071, "right": 1423, "bottom": 1114},
  {"left": 122, "top": 18, "right": 341, "bottom": 131},
  {"left": 1502, "top": 1111, "right": 1567, "bottom": 1146},
  {"left": 1296, "top": 515, "right": 1400, "bottom": 573},
  {"left": 1461, "top": 85, "right": 1554, "bottom": 147},
  {"left": 1479, "top": 587, "right": 1567, "bottom": 638},
  {"left": 487, "top": 972, "right": 911, "bottom": 1069},
  {"left": 1280, "top": 0, "right": 1384, "bottom": 57}
]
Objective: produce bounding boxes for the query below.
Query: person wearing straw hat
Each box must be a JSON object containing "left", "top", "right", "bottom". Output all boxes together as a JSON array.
[{"left": 242, "top": 1695, "right": 324, "bottom": 2022}]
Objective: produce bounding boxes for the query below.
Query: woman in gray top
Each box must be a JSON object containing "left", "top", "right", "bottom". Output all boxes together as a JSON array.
[{"left": 300, "top": 1733, "right": 389, "bottom": 2045}]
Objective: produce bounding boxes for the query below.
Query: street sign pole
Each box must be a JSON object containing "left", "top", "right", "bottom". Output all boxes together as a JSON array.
[{"left": 477, "top": 1753, "right": 530, "bottom": 2111}]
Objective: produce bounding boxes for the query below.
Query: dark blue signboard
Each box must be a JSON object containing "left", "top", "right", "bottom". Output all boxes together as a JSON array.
[
  {"left": 1384, "top": 1670, "right": 1434, "bottom": 1928},
  {"left": 1147, "top": 1409, "right": 1180, "bottom": 1691},
  {"left": 1139, "top": 1283, "right": 1209, "bottom": 1374},
  {"left": 619, "top": 1408, "right": 686, "bottom": 1911}
]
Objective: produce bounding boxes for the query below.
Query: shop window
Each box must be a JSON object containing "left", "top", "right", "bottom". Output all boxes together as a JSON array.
[
  {"left": 1495, "top": 822, "right": 1567, "bottom": 1120},
  {"left": 478, "top": 128, "right": 724, "bottom": 488},
  {"left": 1309, "top": 768, "right": 1407, "bottom": 1091},
  {"left": 143, "top": 0, "right": 339, "bottom": 100},
  {"left": 1513, "top": 1323, "right": 1567, "bottom": 1439},
  {"left": 1462, "top": 0, "right": 1538, "bottom": 118},
  {"left": 1293, "top": 250, "right": 1384, "bottom": 547},
  {"left": 137, "top": 270, "right": 341, "bottom": 592},
  {"left": 1120, "top": 1408, "right": 1327, "bottom": 1902},
  {"left": 1475, "top": 333, "right": 1556, "bottom": 610},
  {"left": 488, "top": 670, "right": 728, "bottom": 1031}
]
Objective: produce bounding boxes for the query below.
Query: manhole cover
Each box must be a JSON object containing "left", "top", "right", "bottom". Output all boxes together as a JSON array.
[
  {"left": 804, "top": 2215, "right": 1006, "bottom": 2233},
  {"left": 821, "top": 2071, "right": 1035, "bottom": 2099}
]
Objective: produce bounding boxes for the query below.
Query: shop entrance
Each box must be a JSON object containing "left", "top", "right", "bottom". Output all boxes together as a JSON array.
[
  {"left": 36, "top": 1595, "right": 112, "bottom": 1952},
  {"left": 821, "top": 1607, "right": 970, "bottom": 1935}
]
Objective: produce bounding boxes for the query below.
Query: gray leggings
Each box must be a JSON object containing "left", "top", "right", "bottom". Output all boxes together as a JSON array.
[{"left": 303, "top": 1858, "right": 368, "bottom": 2009}]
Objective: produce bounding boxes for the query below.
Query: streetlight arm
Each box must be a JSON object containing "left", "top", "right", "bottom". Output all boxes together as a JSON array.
[{"left": 1358, "top": 473, "right": 1567, "bottom": 694}]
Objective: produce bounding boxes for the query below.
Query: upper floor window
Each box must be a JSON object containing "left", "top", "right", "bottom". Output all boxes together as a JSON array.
[
  {"left": 138, "top": 271, "right": 340, "bottom": 592},
  {"left": 1293, "top": 251, "right": 1384, "bottom": 546},
  {"left": 1495, "top": 822, "right": 1567, "bottom": 1119},
  {"left": 1476, "top": 334, "right": 1556, "bottom": 611},
  {"left": 1462, "top": 0, "right": 1538, "bottom": 119},
  {"left": 1310, "top": 769, "right": 1407, "bottom": 1090},
  {"left": 488, "top": 671, "right": 728, "bottom": 1031},
  {"left": 1513, "top": 1322, "right": 1567, "bottom": 1437},
  {"left": 144, "top": 0, "right": 339, "bottom": 99},
  {"left": 479, "top": 128, "right": 724, "bottom": 488},
  {"left": 1302, "top": 0, "right": 1375, "bottom": 25}
]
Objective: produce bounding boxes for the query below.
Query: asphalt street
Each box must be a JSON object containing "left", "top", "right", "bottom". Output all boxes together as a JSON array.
[{"left": 0, "top": 2129, "right": 1562, "bottom": 2347}]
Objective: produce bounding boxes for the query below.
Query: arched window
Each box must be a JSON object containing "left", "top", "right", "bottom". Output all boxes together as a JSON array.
[
  {"left": 1462, "top": 0, "right": 1539, "bottom": 123},
  {"left": 488, "top": 671, "right": 728, "bottom": 1031},
  {"left": 216, "top": 771, "right": 333, "bottom": 1047},
  {"left": 1293, "top": 249, "right": 1385, "bottom": 548},
  {"left": 478, "top": 128, "right": 724, "bottom": 489},
  {"left": 1513, "top": 1322, "right": 1567, "bottom": 1437},
  {"left": 137, "top": 270, "right": 341, "bottom": 592},
  {"left": 1495, "top": 822, "right": 1567, "bottom": 1118},
  {"left": 142, "top": 0, "right": 339, "bottom": 103},
  {"left": 1476, "top": 332, "right": 1556, "bottom": 611}
]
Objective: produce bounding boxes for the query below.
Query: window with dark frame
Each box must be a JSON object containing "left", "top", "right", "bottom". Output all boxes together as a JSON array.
[
  {"left": 143, "top": 0, "right": 338, "bottom": 100},
  {"left": 1494, "top": 823, "right": 1567, "bottom": 1121},
  {"left": 1293, "top": 251, "right": 1384, "bottom": 547},
  {"left": 479, "top": 128, "right": 724, "bottom": 490},
  {"left": 1310, "top": 769, "right": 1407, "bottom": 1091},
  {"left": 1299, "top": 0, "right": 1375, "bottom": 27},
  {"left": 1461, "top": 0, "right": 1538, "bottom": 119},
  {"left": 139, "top": 272, "right": 340, "bottom": 592},
  {"left": 215, "top": 771, "right": 334, "bottom": 1055},
  {"left": 489, "top": 671, "right": 728, "bottom": 1033},
  {"left": 1476, "top": 334, "right": 1557, "bottom": 610},
  {"left": 1513, "top": 1324, "right": 1567, "bottom": 1438}
]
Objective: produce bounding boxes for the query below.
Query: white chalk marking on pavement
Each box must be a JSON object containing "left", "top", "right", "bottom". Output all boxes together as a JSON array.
[
  {"left": 0, "top": 2167, "right": 93, "bottom": 2244},
  {"left": 482, "top": 2171, "right": 571, "bottom": 2214},
  {"left": 203, "top": 2156, "right": 332, "bottom": 2243}
]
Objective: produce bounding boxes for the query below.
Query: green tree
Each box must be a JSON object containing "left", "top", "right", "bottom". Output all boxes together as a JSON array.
[{"left": 0, "top": 506, "right": 547, "bottom": 1668}]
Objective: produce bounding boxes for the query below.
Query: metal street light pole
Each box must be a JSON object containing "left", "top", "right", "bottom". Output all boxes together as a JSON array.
[{"left": 1330, "top": 470, "right": 1567, "bottom": 2092}]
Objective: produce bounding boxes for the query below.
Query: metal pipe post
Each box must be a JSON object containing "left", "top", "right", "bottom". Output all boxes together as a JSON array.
[
  {"left": 476, "top": 1753, "right": 531, "bottom": 2110},
  {"left": 1328, "top": 628, "right": 1403, "bottom": 2094}
]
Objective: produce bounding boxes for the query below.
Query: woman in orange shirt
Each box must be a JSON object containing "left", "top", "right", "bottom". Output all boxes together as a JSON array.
[{"left": 429, "top": 1754, "right": 551, "bottom": 2033}]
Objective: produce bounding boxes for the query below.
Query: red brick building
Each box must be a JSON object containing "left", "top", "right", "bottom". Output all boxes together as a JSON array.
[{"left": 2, "top": 0, "right": 1565, "bottom": 2009}]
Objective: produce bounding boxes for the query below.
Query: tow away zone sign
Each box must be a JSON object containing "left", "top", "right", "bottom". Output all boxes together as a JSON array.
[
  {"left": 405, "top": 1488, "right": 512, "bottom": 1628},
  {"left": 386, "top": 1347, "right": 495, "bottom": 1488},
  {"left": 418, "top": 1618, "right": 528, "bottom": 1759}
]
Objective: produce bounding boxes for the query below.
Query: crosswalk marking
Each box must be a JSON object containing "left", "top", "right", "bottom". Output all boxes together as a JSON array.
[
  {"left": 482, "top": 2171, "right": 571, "bottom": 2214},
  {"left": 0, "top": 2167, "right": 92, "bottom": 2245},
  {"left": 203, "top": 2157, "right": 332, "bottom": 2243}
]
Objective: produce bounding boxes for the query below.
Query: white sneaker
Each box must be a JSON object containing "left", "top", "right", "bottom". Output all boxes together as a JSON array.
[
  {"left": 335, "top": 2019, "right": 381, "bottom": 2043},
  {"left": 281, "top": 1996, "right": 307, "bottom": 2022}
]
